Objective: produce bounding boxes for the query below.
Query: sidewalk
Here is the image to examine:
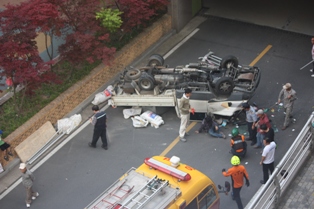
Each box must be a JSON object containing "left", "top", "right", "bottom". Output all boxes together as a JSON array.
[{"left": 278, "top": 154, "right": 314, "bottom": 209}]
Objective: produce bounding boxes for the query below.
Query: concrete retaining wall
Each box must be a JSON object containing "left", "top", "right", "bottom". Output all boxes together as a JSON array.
[{"left": 0, "top": 14, "right": 172, "bottom": 167}]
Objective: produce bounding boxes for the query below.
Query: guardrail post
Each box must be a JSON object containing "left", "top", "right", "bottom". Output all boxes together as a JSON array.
[
  {"left": 273, "top": 176, "right": 281, "bottom": 209},
  {"left": 310, "top": 112, "right": 314, "bottom": 151}
]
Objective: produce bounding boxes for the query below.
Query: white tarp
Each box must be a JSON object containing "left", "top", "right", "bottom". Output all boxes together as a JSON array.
[
  {"left": 140, "top": 111, "right": 164, "bottom": 128},
  {"left": 92, "top": 85, "right": 115, "bottom": 105},
  {"left": 57, "top": 114, "right": 82, "bottom": 134},
  {"left": 131, "top": 116, "right": 149, "bottom": 128},
  {"left": 123, "top": 107, "right": 142, "bottom": 119}
]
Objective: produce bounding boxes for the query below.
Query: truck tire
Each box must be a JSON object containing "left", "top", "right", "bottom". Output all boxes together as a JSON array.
[
  {"left": 220, "top": 55, "right": 238, "bottom": 69},
  {"left": 215, "top": 77, "right": 234, "bottom": 95},
  {"left": 138, "top": 73, "right": 155, "bottom": 90},
  {"left": 148, "top": 54, "right": 164, "bottom": 67},
  {"left": 125, "top": 68, "right": 142, "bottom": 80}
]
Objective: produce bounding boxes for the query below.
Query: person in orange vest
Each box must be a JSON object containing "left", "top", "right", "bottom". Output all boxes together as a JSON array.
[
  {"left": 230, "top": 128, "right": 247, "bottom": 158},
  {"left": 222, "top": 156, "right": 250, "bottom": 209}
]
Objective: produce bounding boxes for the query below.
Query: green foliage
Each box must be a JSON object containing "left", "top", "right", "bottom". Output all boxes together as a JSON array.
[
  {"left": 95, "top": 8, "right": 123, "bottom": 33},
  {"left": 0, "top": 60, "right": 99, "bottom": 138}
]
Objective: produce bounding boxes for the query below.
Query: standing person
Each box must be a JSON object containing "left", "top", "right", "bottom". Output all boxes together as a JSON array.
[
  {"left": 254, "top": 109, "right": 271, "bottom": 149},
  {"left": 277, "top": 83, "right": 297, "bottom": 130},
  {"left": 19, "top": 163, "right": 39, "bottom": 208},
  {"left": 89, "top": 105, "right": 108, "bottom": 150},
  {"left": 222, "top": 156, "right": 250, "bottom": 209},
  {"left": 230, "top": 128, "right": 247, "bottom": 158},
  {"left": 260, "top": 138, "right": 276, "bottom": 184},
  {"left": 310, "top": 37, "right": 314, "bottom": 77},
  {"left": 260, "top": 124, "right": 275, "bottom": 142},
  {"left": 0, "top": 130, "right": 14, "bottom": 161},
  {"left": 179, "top": 88, "right": 194, "bottom": 142},
  {"left": 242, "top": 103, "right": 258, "bottom": 146}
]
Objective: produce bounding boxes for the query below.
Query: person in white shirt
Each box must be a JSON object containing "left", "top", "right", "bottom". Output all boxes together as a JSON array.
[{"left": 259, "top": 138, "right": 276, "bottom": 184}]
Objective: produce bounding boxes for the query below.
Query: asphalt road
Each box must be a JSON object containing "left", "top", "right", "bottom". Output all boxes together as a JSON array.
[{"left": 1, "top": 16, "right": 313, "bottom": 209}]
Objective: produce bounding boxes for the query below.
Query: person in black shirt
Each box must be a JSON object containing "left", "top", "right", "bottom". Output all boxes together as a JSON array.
[
  {"left": 195, "top": 115, "right": 213, "bottom": 134},
  {"left": 89, "top": 105, "right": 108, "bottom": 150},
  {"left": 260, "top": 124, "right": 274, "bottom": 142}
]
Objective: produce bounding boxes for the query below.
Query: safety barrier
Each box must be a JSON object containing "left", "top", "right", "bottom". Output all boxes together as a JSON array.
[{"left": 245, "top": 112, "right": 314, "bottom": 209}]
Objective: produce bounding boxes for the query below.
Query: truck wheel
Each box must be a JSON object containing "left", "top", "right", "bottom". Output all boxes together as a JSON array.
[
  {"left": 125, "top": 68, "right": 142, "bottom": 80},
  {"left": 148, "top": 54, "right": 164, "bottom": 67},
  {"left": 215, "top": 77, "right": 234, "bottom": 95},
  {"left": 220, "top": 55, "right": 238, "bottom": 69},
  {"left": 138, "top": 73, "right": 155, "bottom": 90}
]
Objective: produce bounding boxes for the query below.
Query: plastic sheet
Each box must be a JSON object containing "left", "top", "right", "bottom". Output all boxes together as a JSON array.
[
  {"left": 140, "top": 111, "right": 164, "bottom": 128},
  {"left": 123, "top": 107, "right": 142, "bottom": 119},
  {"left": 57, "top": 114, "right": 82, "bottom": 134},
  {"left": 131, "top": 116, "right": 149, "bottom": 128},
  {"left": 92, "top": 85, "right": 115, "bottom": 105}
]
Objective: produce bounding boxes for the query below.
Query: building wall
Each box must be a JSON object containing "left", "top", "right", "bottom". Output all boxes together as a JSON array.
[{"left": 169, "top": 0, "right": 194, "bottom": 32}]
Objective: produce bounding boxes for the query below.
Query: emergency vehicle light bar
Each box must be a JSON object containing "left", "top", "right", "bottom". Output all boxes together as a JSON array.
[{"left": 144, "top": 157, "right": 191, "bottom": 181}]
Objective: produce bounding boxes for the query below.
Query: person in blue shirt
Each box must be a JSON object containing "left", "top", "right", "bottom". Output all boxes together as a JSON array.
[{"left": 242, "top": 103, "right": 258, "bottom": 146}]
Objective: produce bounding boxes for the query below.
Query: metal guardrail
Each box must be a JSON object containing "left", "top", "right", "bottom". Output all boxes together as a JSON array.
[
  {"left": 27, "top": 130, "right": 66, "bottom": 165},
  {"left": 245, "top": 112, "right": 314, "bottom": 209}
]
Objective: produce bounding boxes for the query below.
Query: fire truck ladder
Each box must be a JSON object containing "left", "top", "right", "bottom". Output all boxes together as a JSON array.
[
  {"left": 118, "top": 176, "right": 169, "bottom": 209},
  {"left": 93, "top": 179, "right": 134, "bottom": 209}
]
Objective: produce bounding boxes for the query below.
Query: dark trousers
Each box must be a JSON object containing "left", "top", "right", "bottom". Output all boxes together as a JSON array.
[
  {"left": 247, "top": 122, "right": 257, "bottom": 144},
  {"left": 262, "top": 162, "right": 274, "bottom": 183},
  {"left": 92, "top": 128, "right": 107, "bottom": 147},
  {"left": 233, "top": 186, "right": 243, "bottom": 209},
  {"left": 231, "top": 142, "right": 247, "bottom": 158}
]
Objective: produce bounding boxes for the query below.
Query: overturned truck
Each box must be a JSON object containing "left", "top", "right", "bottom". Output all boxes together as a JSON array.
[{"left": 109, "top": 51, "right": 261, "bottom": 118}]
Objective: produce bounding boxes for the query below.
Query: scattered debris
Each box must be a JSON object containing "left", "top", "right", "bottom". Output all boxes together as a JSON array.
[
  {"left": 131, "top": 116, "right": 149, "bottom": 128},
  {"left": 123, "top": 107, "right": 142, "bottom": 119}
]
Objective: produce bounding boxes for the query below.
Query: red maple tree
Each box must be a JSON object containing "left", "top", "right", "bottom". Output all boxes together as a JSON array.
[
  {"left": 54, "top": 0, "right": 116, "bottom": 65},
  {"left": 0, "top": 2, "right": 58, "bottom": 111},
  {"left": 116, "top": 0, "right": 169, "bottom": 32}
]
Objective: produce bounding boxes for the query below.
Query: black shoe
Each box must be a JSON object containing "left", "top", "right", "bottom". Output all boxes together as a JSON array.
[
  {"left": 8, "top": 151, "right": 13, "bottom": 156},
  {"left": 260, "top": 180, "right": 265, "bottom": 184},
  {"left": 185, "top": 132, "right": 190, "bottom": 136},
  {"left": 88, "top": 143, "right": 96, "bottom": 148},
  {"left": 4, "top": 156, "right": 9, "bottom": 161},
  {"left": 250, "top": 142, "right": 256, "bottom": 146},
  {"left": 101, "top": 145, "right": 108, "bottom": 150}
]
